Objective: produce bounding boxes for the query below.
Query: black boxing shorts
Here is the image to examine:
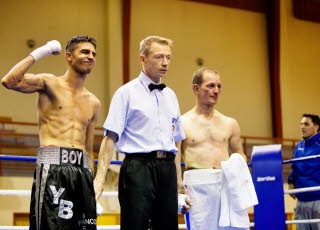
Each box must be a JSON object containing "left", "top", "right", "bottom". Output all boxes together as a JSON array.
[{"left": 29, "top": 146, "right": 97, "bottom": 230}]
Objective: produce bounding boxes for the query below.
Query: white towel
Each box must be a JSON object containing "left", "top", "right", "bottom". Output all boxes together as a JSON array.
[{"left": 219, "top": 153, "right": 258, "bottom": 228}]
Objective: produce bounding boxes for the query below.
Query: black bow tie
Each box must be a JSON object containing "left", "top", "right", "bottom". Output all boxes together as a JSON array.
[{"left": 148, "top": 83, "right": 166, "bottom": 91}]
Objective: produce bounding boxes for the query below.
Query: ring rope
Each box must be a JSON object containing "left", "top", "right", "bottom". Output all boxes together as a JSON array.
[
  {"left": 0, "top": 154, "right": 186, "bottom": 166},
  {"left": 282, "top": 154, "right": 320, "bottom": 164},
  {"left": 3, "top": 185, "right": 318, "bottom": 197},
  {"left": 286, "top": 219, "right": 320, "bottom": 224},
  {"left": 0, "top": 155, "right": 122, "bottom": 165},
  {"left": 248, "top": 219, "right": 320, "bottom": 228},
  {"left": 247, "top": 154, "right": 320, "bottom": 167},
  {"left": 2, "top": 153, "right": 320, "bottom": 167},
  {"left": 285, "top": 186, "right": 320, "bottom": 194},
  {"left": 0, "top": 155, "right": 36, "bottom": 162}
]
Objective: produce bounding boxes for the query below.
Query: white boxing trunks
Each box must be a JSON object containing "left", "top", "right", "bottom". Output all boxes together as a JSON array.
[{"left": 184, "top": 169, "right": 223, "bottom": 230}]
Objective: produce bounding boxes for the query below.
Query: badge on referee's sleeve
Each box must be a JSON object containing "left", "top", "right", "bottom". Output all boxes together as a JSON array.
[{"left": 172, "top": 117, "right": 177, "bottom": 131}]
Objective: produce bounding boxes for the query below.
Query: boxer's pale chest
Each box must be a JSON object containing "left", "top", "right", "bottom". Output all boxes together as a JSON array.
[{"left": 184, "top": 116, "right": 231, "bottom": 147}]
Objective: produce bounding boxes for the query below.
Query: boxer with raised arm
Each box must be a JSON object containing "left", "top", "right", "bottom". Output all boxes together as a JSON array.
[
  {"left": 178, "top": 67, "right": 247, "bottom": 230},
  {"left": 2, "top": 36, "right": 101, "bottom": 230}
]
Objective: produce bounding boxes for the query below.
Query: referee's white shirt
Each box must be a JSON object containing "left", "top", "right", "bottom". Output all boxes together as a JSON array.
[{"left": 103, "top": 72, "right": 185, "bottom": 154}]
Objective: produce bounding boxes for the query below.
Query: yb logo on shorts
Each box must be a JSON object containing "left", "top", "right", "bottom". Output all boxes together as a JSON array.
[
  {"left": 50, "top": 185, "right": 73, "bottom": 219},
  {"left": 60, "top": 147, "right": 83, "bottom": 166}
]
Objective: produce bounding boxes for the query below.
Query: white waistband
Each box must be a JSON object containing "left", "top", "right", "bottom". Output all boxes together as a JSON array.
[{"left": 183, "top": 169, "right": 222, "bottom": 185}]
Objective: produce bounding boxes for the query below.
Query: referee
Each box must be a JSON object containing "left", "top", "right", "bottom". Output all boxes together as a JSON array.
[{"left": 94, "top": 35, "right": 190, "bottom": 230}]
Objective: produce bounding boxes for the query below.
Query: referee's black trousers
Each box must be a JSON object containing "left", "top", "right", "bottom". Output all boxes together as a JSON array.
[{"left": 118, "top": 154, "right": 178, "bottom": 230}]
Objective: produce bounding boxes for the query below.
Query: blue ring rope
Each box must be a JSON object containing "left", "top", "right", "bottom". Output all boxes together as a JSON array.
[
  {"left": 0, "top": 155, "right": 122, "bottom": 165},
  {"left": 245, "top": 154, "right": 320, "bottom": 167},
  {"left": 0, "top": 155, "right": 36, "bottom": 162},
  {"left": 4, "top": 154, "right": 319, "bottom": 167},
  {"left": 0, "top": 155, "right": 186, "bottom": 166}
]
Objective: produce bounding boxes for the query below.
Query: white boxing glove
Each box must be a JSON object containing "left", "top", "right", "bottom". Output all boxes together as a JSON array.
[
  {"left": 96, "top": 202, "right": 103, "bottom": 216},
  {"left": 30, "top": 40, "right": 61, "bottom": 61},
  {"left": 178, "top": 193, "right": 189, "bottom": 213}
]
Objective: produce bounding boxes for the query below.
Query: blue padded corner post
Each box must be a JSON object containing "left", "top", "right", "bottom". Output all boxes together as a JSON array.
[{"left": 251, "top": 145, "right": 286, "bottom": 230}]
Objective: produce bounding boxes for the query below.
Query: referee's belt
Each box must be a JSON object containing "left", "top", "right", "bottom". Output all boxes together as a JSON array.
[{"left": 125, "top": 151, "right": 175, "bottom": 159}]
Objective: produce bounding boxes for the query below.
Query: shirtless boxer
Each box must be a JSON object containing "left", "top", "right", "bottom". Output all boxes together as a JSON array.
[
  {"left": 178, "top": 67, "right": 247, "bottom": 230},
  {"left": 2, "top": 36, "right": 101, "bottom": 230}
]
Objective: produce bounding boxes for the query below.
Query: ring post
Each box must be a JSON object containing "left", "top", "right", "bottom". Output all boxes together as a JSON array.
[{"left": 251, "top": 144, "right": 286, "bottom": 230}]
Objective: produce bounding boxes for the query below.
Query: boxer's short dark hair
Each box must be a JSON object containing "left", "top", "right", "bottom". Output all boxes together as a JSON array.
[{"left": 66, "top": 35, "right": 96, "bottom": 53}]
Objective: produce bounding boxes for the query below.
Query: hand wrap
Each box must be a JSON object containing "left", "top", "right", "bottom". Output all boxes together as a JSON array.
[
  {"left": 96, "top": 202, "right": 103, "bottom": 216},
  {"left": 178, "top": 193, "right": 189, "bottom": 213},
  {"left": 30, "top": 40, "right": 61, "bottom": 61}
]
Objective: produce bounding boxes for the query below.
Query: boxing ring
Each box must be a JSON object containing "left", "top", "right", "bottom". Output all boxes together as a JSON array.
[{"left": 1, "top": 145, "right": 320, "bottom": 230}]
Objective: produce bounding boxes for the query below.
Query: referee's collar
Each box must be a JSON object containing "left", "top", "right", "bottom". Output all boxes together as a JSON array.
[{"left": 139, "top": 72, "right": 164, "bottom": 93}]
